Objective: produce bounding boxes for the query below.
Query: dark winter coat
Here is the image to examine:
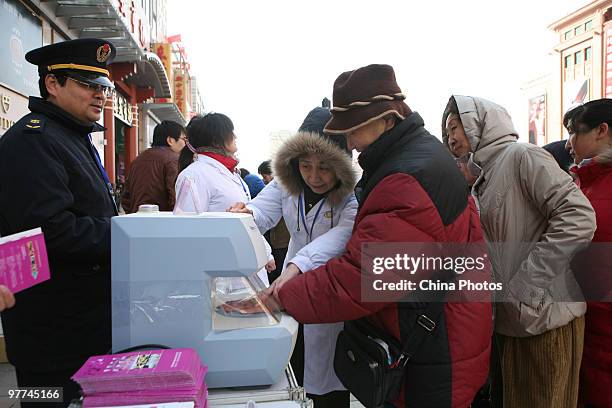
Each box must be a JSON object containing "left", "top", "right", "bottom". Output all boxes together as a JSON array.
[
  {"left": 0, "top": 97, "right": 117, "bottom": 372},
  {"left": 278, "top": 113, "right": 492, "bottom": 407},
  {"left": 121, "top": 146, "right": 179, "bottom": 213}
]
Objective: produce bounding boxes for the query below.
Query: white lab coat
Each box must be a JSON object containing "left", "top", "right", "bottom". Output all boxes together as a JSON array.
[
  {"left": 174, "top": 154, "right": 271, "bottom": 285},
  {"left": 247, "top": 179, "right": 358, "bottom": 395}
]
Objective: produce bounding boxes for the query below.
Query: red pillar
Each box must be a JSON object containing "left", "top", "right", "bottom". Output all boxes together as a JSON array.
[{"left": 108, "top": 63, "right": 137, "bottom": 182}]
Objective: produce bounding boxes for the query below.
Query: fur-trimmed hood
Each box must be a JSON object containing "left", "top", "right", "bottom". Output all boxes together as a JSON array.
[{"left": 273, "top": 131, "right": 356, "bottom": 207}]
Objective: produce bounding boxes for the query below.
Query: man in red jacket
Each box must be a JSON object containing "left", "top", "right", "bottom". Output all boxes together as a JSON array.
[{"left": 267, "top": 64, "right": 492, "bottom": 407}]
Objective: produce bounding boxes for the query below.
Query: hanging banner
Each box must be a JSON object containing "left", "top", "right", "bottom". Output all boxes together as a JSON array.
[
  {"left": 563, "top": 78, "right": 590, "bottom": 114},
  {"left": 528, "top": 95, "right": 546, "bottom": 146},
  {"left": 174, "top": 69, "right": 187, "bottom": 117},
  {"left": 154, "top": 43, "right": 172, "bottom": 80},
  {"left": 154, "top": 42, "right": 173, "bottom": 102},
  {"left": 529, "top": 95, "right": 546, "bottom": 146}
]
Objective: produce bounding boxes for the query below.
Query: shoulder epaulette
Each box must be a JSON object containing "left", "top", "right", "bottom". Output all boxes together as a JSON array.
[{"left": 23, "top": 117, "right": 45, "bottom": 134}]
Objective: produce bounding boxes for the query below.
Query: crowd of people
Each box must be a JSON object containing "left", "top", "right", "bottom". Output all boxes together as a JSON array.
[{"left": 0, "top": 38, "right": 610, "bottom": 408}]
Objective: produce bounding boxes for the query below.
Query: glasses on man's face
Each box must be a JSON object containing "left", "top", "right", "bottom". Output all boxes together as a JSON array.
[{"left": 65, "top": 76, "right": 115, "bottom": 99}]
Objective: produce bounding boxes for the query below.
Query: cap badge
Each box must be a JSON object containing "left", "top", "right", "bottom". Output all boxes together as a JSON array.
[{"left": 96, "top": 43, "right": 112, "bottom": 63}]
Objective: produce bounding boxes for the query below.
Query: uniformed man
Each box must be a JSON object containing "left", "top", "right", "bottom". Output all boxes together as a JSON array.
[{"left": 0, "top": 38, "right": 118, "bottom": 407}]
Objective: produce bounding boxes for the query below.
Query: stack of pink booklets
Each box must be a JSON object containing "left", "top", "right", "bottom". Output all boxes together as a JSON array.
[{"left": 72, "top": 348, "right": 208, "bottom": 408}]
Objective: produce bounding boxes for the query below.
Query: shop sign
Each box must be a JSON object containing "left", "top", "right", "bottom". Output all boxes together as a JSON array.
[
  {"left": 174, "top": 69, "right": 188, "bottom": 117},
  {"left": 154, "top": 42, "right": 172, "bottom": 80},
  {"left": 154, "top": 42, "right": 173, "bottom": 102},
  {"left": 114, "top": 92, "right": 133, "bottom": 126},
  {"left": 0, "top": 86, "right": 29, "bottom": 136},
  {"left": 114, "top": 0, "right": 150, "bottom": 49}
]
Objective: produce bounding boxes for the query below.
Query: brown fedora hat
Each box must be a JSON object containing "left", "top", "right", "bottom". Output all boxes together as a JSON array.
[{"left": 324, "top": 64, "right": 412, "bottom": 134}]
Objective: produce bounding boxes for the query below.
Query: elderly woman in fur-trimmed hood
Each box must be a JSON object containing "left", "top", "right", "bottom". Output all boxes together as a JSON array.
[{"left": 229, "top": 107, "right": 358, "bottom": 406}]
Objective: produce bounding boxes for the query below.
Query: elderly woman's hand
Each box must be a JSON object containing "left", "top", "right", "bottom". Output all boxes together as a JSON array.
[
  {"left": 0, "top": 285, "right": 15, "bottom": 312},
  {"left": 227, "top": 202, "right": 253, "bottom": 214},
  {"left": 252, "top": 286, "right": 284, "bottom": 312},
  {"left": 272, "top": 263, "right": 301, "bottom": 298}
]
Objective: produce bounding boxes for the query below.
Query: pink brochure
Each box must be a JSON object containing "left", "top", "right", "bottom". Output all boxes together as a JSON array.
[
  {"left": 73, "top": 349, "right": 205, "bottom": 392},
  {"left": 0, "top": 228, "right": 50, "bottom": 293},
  {"left": 91, "top": 403, "right": 195, "bottom": 408}
]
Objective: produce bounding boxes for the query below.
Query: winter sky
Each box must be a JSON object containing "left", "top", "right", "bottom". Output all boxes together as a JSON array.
[{"left": 168, "top": 0, "right": 592, "bottom": 172}]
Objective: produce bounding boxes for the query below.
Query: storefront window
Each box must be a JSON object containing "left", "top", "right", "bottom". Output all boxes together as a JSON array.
[
  {"left": 0, "top": 0, "right": 42, "bottom": 96},
  {"left": 575, "top": 50, "right": 583, "bottom": 65}
]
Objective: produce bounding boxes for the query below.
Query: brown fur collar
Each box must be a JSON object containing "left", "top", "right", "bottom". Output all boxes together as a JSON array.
[{"left": 272, "top": 131, "right": 356, "bottom": 207}]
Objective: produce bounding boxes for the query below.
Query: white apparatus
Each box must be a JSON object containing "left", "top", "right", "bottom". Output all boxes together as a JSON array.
[{"left": 111, "top": 210, "right": 298, "bottom": 388}]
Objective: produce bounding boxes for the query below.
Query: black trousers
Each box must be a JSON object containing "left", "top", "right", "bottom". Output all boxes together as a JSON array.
[
  {"left": 268, "top": 247, "right": 289, "bottom": 283},
  {"left": 307, "top": 390, "right": 350, "bottom": 408},
  {"left": 16, "top": 367, "right": 81, "bottom": 408},
  {"left": 290, "top": 322, "right": 305, "bottom": 386}
]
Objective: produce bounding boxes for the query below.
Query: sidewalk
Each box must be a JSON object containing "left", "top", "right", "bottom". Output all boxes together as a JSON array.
[{"left": 0, "top": 363, "right": 19, "bottom": 408}]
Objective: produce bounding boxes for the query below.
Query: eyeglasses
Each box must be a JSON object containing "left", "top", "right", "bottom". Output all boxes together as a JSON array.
[{"left": 65, "top": 76, "right": 115, "bottom": 99}]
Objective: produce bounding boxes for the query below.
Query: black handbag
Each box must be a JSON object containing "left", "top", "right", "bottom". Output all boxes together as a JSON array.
[{"left": 333, "top": 308, "right": 438, "bottom": 408}]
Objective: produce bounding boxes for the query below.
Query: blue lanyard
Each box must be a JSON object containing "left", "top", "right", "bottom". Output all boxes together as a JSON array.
[
  {"left": 298, "top": 192, "right": 326, "bottom": 241},
  {"left": 87, "top": 134, "right": 118, "bottom": 213},
  {"left": 237, "top": 173, "right": 250, "bottom": 200}
]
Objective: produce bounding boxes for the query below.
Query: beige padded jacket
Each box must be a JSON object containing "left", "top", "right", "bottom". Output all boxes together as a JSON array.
[{"left": 442, "top": 95, "right": 596, "bottom": 337}]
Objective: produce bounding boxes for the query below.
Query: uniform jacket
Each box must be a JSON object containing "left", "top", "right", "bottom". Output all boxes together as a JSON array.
[
  {"left": 0, "top": 97, "right": 117, "bottom": 371},
  {"left": 442, "top": 95, "right": 596, "bottom": 337},
  {"left": 278, "top": 113, "right": 493, "bottom": 407},
  {"left": 121, "top": 146, "right": 179, "bottom": 213},
  {"left": 248, "top": 132, "right": 358, "bottom": 395}
]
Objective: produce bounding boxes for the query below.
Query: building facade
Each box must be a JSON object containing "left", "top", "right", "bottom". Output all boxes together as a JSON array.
[
  {"left": 548, "top": 0, "right": 612, "bottom": 142},
  {"left": 525, "top": 0, "right": 612, "bottom": 146}
]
